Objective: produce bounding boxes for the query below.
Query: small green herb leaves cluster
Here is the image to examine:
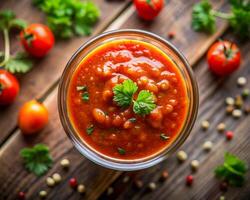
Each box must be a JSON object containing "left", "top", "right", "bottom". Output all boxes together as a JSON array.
[
  {"left": 191, "top": 0, "right": 250, "bottom": 39},
  {"left": 113, "top": 79, "right": 156, "bottom": 115},
  {"left": 214, "top": 152, "right": 247, "bottom": 187},
  {"left": 20, "top": 144, "right": 53, "bottom": 176},
  {"left": 32, "top": 0, "right": 100, "bottom": 39}
]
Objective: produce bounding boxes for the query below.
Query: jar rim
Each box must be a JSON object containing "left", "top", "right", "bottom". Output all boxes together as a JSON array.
[{"left": 58, "top": 29, "right": 199, "bottom": 171}]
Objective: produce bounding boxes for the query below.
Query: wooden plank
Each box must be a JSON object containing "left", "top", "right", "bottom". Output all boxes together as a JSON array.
[
  {"left": 99, "top": 33, "right": 250, "bottom": 200},
  {"left": 0, "top": 0, "right": 130, "bottom": 145}
]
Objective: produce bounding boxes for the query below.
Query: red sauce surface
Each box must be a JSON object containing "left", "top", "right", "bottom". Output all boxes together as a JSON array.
[{"left": 68, "top": 39, "right": 188, "bottom": 160}]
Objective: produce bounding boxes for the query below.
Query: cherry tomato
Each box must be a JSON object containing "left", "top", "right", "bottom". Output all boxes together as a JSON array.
[
  {"left": 18, "top": 100, "right": 49, "bottom": 134},
  {"left": 134, "top": 0, "right": 164, "bottom": 21},
  {"left": 0, "top": 69, "right": 20, "bottom": 105},
  {"left": 207, "top": 40, "right": 241, "bottom": 76},
  {"left": 20, "top": 24, "right": 55, "bottom": 58}
]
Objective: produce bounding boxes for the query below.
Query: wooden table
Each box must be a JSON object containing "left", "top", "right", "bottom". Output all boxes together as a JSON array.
[{"left": 1, "top": 0, "right": 250, "bottom": 199}]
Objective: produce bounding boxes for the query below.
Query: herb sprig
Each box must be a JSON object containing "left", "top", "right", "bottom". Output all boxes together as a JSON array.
[
  {"left": 113, "top": 79, "right": 156, "bottom": 116},
  {"left": 191, "top": 0, "right": 250, "bottom": 39},
  {"left": 20, "top": 144, "right": 53, "bottom": 176},
  {"left": 32, "top": 0, "right": 100, "bottom": 39},
  {"left": 214, "top": 152, "right": 247, "bottom": 187}
]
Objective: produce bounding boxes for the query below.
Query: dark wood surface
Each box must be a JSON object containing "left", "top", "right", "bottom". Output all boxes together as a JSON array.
[{"left": 0, "top": 0, "right": 249, "bottom": 200}]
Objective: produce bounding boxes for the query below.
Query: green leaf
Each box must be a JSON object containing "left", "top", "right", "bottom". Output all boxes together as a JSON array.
[
  {"left": 81, "top": 92, "right": 89, "bottom": 102},
  {"left": 160, "top": 133, "right": 169, "bottom": 141},
  {"left": 0, "top": 10, "right": 15, "bottom": 30},
  {"left": 191, "top": 0, "right": 216, "bottom": 33},
  {"left": 129, "top": 118, "right": 136, "bottom": 123},
  {"left": 9, "top": 19, "right": 27, "bottom": 29},
  {"left": 118, "top": 147, "right": 126, "bottom": 155},
  {"left": 113, "top": 79, "right": 138, "bottom": 108},
  {"left": 20, "top": 144, "right": 53, "bottom": 176},
  {"left": 133, "top": 90, "right": 156, "bottom": 116},
  {"left": 86, "top": 124, "right": 94, "bottom": 135},
  {"left": 5, "top": 52, "right": 33, "bottom": 73}
]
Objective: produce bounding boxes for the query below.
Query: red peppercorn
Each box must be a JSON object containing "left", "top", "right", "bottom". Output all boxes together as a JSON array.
[
  {"left": 186, "top": 175, "right": 193, "bottom": 186},
  {"left": 220, "top": 181, "right": 228, "bottom": 192},
  {"left": 226, "top": 131, "right": 233, "bottom": 140},
  {"left": 167, "top": 31, "right": 175, "bottom": 39},
  {"left": 69, "top": 178, "right": 78, "bottom": 188},
  {"left": 18, "top": 191, "right": 25, "bottom": 200}
]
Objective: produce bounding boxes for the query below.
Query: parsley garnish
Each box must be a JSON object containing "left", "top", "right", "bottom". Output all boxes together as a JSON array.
[
  {"left": 191, "top": 0, "right": 250, "bottom": 39},
  {"left": 76, "top": 85, "right": 87, "bottom": 91},
  {"left": 81, "top": 92, "right": 89, "bottom": 102},
  {"left": 118, "top": 147, "right": 126, "bottom": 155},
  {"left": 20, "top": 144, "right": 53, "bottom": 176},
  {"left": 113, "top": 79, "right": 156, "bottom": 116},
  {"left": 214, "top": 152, "right": 247, "bottom": 187},
  {"left": 160, "top": 133, "right": 169, "bottom": 141},
  {"left": 86, "top": 124, "right": 94, "bottom": 135},
  {"left": 0, "top": 10, "right": 33, "bottom": 73},
  {"left": 129, "top": 118, "right": 137, "bottom": 123},
  {"left": 32, "top": 0, "right": 100, "bottom": 39}
]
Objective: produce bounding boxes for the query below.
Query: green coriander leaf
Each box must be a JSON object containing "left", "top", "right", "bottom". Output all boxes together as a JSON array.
[
  {"left": 118, "top": 147, "right": 126, "bottom": 155},
  {"left": 81, "top": 92, "right": 89, "bottom": 102},
  {"left": 129, "top": 118, "right": 137, "bottom": 123},
  {"left": 76, "top": 85, "right": 87, "bottom": 91},
  {"left": 191, "top": 0, "right": 216, "bottom": 33},
  {"left": 0, "top": 10, "right": 15, "bottom": 30},
  {"left": 133, "top": 90, "right": 156, "bottom": 116},
  {"left": 5, "top": 52, "right": 33, "bottom": 73},
  {"left": 160, "top": 133, "right": 169, "bottom": 141},
  {"left": 9, "top": 19, "right": 27, "bottom": 29},
  {"left": 214, "top": 152, "right": 247, "bottom": 187},
  {"left": 20, "top": 144, "right": 53, "bottom": 176},
  {"left": 113, "top": 79, "right": 138, "bottom": 108},
  {"left": 86, "top": 124, "right": 94, "bottom": 135}
]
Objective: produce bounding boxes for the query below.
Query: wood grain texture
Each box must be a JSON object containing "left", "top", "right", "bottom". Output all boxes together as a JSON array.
[
  {"left": 99, "top": 33, "right": 250, "bottom": 200},
  {"left": 0, "top": 0, "right": 130, "bottom": 145}
]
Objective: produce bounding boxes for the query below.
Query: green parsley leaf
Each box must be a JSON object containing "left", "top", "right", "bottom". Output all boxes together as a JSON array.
[
  {"left": 113, "top": 79, "right": 138, "bottom": 108},
  {"left": 86, "top": 124, "right": 94, "bottom": 135},
  {"left": 76, "top": 85, "right": 87, "bottom": 91},
  {"left": 0, "top": 10, "right": 26, "bottom": 30},
  {"left": 133, "top": 90, "right": 156, "bottom": 116},
  {"left": 32, "top": 0, "right": 100, "bottom": 39},
  {"left": 81, "top": 92, "right": 89, "bottom": 102},
  {"left": 118, "top": 147, "right": 126, "bottom": 155},
  {"left": 5, "top": 52, "right": 33, "bottom": 73},
  {"left": 160, "top": 133, "right": 170, "bottom": 141},
  {"left": 214, "top": 152, "right": 247, "bottom": 187},
  {"left": 129, "top": 118, "right": 137, "bottom": 123},
  {"left": 20, "top": 144, "right": 53, "bottom": 176},
  {"left": 191, "top": 0, "right": 216, "bottom": 33}
]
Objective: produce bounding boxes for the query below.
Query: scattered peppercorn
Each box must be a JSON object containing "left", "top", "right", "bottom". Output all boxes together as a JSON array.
[
  {"left": 201, "top": 120, "right": 210, "bottom": 130},
  {"left": 217, "top": 123, "right": 226, "bottom": 133},
  {"left": 219, "top": 181, "right": 228, "bottom": 192},
  {"left": 46, "top": 177, "right": 55, "bottom": 187},
  {"left": 225, "top": 131, "right": 233, "bottom": 140},
  {"left": 234, "top": 95, "right": 243, "bottom": 108},
  {"left": 60, "top": 158, "right": 70, "bottom": 168},
  {"left": 77, "top": 184, "right": 86, "bottom": 194},
  {"left": 39, "top": 190, "right": 47, "bottom": 198},
  {"left": 237, "top": 77, "right": 247, "bottom": 87},
  {"left": 167, "top": 31, "right": 175, "bottom": 39},
  {"left": 134, "top": 179, "right": 143, "bottom": 189},
  {"left": 106, "top": 187, "right": 114, "bottom": 195},
  {"left": 190, "top": 160, "right": 200, "bottom": 171},
  {"left": 122, "top": 175, "right": 130, "bottom": 183},
  {"left": 225, "top": 97, "right": 234, "bottom": 106},
  {"left": 177, "top": 150, "right": 188, "bottom": 162},
  {"left": 52, "top": 173, "right": 62, "bottom": 184},
  {"left": 18, "top": 191, "right": 25, "bottom": 200},
  {"left": 160, "top": 170, "right": 169, "bottom": 181},
  {"left": 148, "top": 182, "right": 156, "bottom": 191},
  {"left": 242, "top": 88, "right": 250, "bottom": 99},
  {"left": 186, "top": 175, "right": 193, "bottom": 186},
  {"left": 226, "top": 105, "right": 234, "bottom": 115},
  {"left": 232, "top": 109, "right": 242, "bottom": 118},
  {"left": 69, "top": 178, "right": 78, "bottom": 188},
  {"left": 203, "top": 141, "right": 213, "bottom": 151}
]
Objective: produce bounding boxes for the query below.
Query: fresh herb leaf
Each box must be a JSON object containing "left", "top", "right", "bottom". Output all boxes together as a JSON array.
[
  {"left": 113, "top": 79, "right": 138, "bottom": 108},
  {"left": 0, "top": 10, "right": 26, "bottom": 30},
  {"left": 191, "top": 0, "right": 216, "bottom": 33},
  {"left": 81, "top": 92, "right": 89, "bottom": 102},
  {"left": 214, "top": 152, "right": 247, "bottom": 187},
  {"left": 118, "top": 147, "right": 126, "bottom": 155},
  {"left": 160, "top": 133, "right": 169, "bottom": 141},
  {"left": 129, "top": 118, "right": 137, "bottom": 123},
  {"left": 5, "top": 52, "right": 33, "bottom": 73},
  {"left": 76, "top": 85, "right": 87, "bottom": 91},
  {"left": 20, "top": 144, "right": 53, "bottom": 176},
  {"left": 32, "top": 0, "right": 100, "bottom": 39},
  {"left": 86, "top": 124, "right": 94, "bottom": 135},
  {"left": 133, "top": 90, "right": 156, "bottom": 116}
]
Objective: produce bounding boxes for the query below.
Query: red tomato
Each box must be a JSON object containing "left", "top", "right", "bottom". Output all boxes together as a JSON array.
[
  {"left": 207, "top": 40, "right": 241, "bottom": 76},
  {"left": 134, "top": 0, "right": 164, "bottom": 21},
  {"left": 18, "top": 100, "right": 49, "bottom": 134},
  {"left": 20, "top": 24, "right": 55, "bottom": 58},
  {"left": 0, "top": 69, "right": 20, "bottom": 105}
]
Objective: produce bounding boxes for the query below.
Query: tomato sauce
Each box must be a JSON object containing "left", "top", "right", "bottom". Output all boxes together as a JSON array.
[{"left": 67, "top": 39, "right": 188, "bottom": 160}]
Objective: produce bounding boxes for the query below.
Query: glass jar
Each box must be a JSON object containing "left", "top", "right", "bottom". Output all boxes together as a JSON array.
[{"left": 58, "top": 29, "right": 199, "bottom": 171}]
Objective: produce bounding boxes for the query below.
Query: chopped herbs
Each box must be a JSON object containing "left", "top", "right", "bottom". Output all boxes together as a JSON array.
[
  {"left": 32, "top": 0, "right": 100, "bottom": 39},
  {"left": 214, "top": 152, "right": 247, "bottom": 187},
  {"left": 118, "top": 147, "right": 126, "bottom": 155},
  {"left": 160, "top": 133, "right": 169, "bottom": 141},
  {"left": 76, "top": 85, "right": 87, "bottom": 91},
  {"left": 86, "top": 124, "right": 94, "bottom": 135},
  {"left": 20, "top": 144, "right": 53, "bottom": 176},
  {"left": 81, "top": 92, "right": 89, "bottom": 102},
  {"left": 129, "top": 118, "right": 137, "bottom": 123}
]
